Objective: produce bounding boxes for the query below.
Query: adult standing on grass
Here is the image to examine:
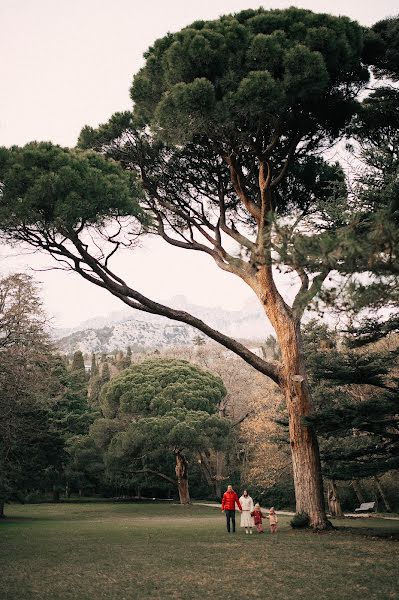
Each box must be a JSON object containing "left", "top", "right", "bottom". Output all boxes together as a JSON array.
[
  {"left": 239, "top": 490, "right": 254, "bottom": 534},
  {"left": 222, "top": 484, "right": 242, "bottom": 533}
]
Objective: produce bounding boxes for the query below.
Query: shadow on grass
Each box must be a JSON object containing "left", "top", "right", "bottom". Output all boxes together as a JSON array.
[{"left": 336, "top": 526, "right": 399, "bottom": 541}]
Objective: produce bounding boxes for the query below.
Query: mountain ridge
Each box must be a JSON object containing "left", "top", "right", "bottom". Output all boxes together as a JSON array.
[{"left": 54, "top": 296, "right": 272, "bottom": 354}]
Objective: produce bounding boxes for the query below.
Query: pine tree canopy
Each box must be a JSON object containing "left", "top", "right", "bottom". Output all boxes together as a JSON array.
[
  {"left": 131, "top": 7, "right": 368, "bottom": 146},
  {"left": 91, "top": 359, "right": 229, "bottom": 491},
  {"left": 0, "top": 142, "right": 145, "bottom": 230},
  {"left": 100, "top": 359, "right": 226, "bottom": 419},
  {"left": 302, "top": 322, "right": 399, "bottom": 480},
  {"left": 363, "top": 16, "right": 399, "bottom": 80}
]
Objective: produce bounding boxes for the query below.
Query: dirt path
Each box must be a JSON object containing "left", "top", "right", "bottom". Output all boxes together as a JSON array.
[{"left": 194, "top": 503, "right": 399, "bottom": 520}]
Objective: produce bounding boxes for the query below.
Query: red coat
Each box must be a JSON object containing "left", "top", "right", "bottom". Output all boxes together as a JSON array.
[
  {"left": 222, "top": 490, "right": 242, "bottom": 511},
  {"left": 251, "top": 509, "right": 267, "bottom": 525}
]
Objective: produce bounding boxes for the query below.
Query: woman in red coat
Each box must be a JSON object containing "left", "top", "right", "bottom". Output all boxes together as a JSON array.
[{"left": 221, "top": 485, "right": 242, "bottom": 533}]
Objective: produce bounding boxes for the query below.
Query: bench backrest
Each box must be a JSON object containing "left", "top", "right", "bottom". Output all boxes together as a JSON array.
[{"left": 358, "top": 502, "right": 375, "bottom": 510}]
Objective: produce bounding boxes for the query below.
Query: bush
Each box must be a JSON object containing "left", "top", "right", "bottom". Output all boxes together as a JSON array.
[
  {"left": 249, "top": 475, "right": 296, "bottom": 510},
  {"left": 290, "top": 512, "right": 310, "bottom": 528},
  {"left": 24, "top": 491, "right": 45, "bottom": 504}
]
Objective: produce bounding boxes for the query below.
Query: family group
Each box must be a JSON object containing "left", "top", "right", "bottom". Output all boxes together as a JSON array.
[{"left": 221, "top": 485, "right": 278, "bottom": 534}]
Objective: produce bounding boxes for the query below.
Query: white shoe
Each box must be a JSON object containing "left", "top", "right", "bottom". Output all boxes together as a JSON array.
[
  {"left": 246, "top": 530, "right": 249, "bottom": 534},
  {"left": 250, "top": 530, "right": 253, "bottom": 534}
]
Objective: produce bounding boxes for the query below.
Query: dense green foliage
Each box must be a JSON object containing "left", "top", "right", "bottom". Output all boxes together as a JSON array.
[
  {"left": 100, "top": 359, "right": 226, "bottom": 418},
  {"left": 363, "top": 16, "right": 399, "bottom": 80},
  {"left": 131, "top": 7, "right": 368, "bottom": 145},
  {"left": 0, "top": 142, "right": 144, "bottom": 230},
  {"left": 303, "top": 322, "right": 399, "bottom": 480},
  {"left": 290, "top": 512, "right": 310, "bottom": 529},
  {"left": 93, "top": 360, "right": 229, "bottom": 499},
  {"left": 0, "top": 275, "right": 99, "bottom": 511}
]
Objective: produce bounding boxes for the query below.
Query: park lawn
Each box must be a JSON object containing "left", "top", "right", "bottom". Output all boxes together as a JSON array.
[{"left": 1, "top": 503, "right": 398, "bottom": 600}]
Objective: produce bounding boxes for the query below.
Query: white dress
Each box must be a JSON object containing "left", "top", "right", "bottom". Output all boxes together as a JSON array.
[{"left": 239, "top": 495, "right": 254, "bottom": 527}]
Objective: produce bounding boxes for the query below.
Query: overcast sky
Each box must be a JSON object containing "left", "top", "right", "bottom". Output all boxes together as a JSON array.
[{"left": 0, "top": 0, "right": 397, "bottom": 327}]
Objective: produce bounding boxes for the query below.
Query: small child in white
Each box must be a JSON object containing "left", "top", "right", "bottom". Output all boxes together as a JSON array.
[{"left": 268, "top": 507, "right": 278, "bottom": 534}]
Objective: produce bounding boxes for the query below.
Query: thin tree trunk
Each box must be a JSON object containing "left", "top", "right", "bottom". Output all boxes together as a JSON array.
[
  {"left": 198, "top": 451, "right": 215, "bottom": 491},
  {"left": 374, "top": 476, "right": 391, "bottom": 512},
  {"left": 328, "top": 480, "right": 344, "bottom": 518},
  {"left": 253, "top": 267, "right": 329, "bottom": 529},
  {"left": 0, "top": 501, "right": 4, "bottom": 518},
  {"left": 175, "top": 450, "right": 190, "bottom": 504},
  {"left": 352, "top": 479, "right": 365, "bottom": 505},
  {"left": 198, "top": 449, "right": 225, "bottom": 500},
  {"left": 215, "top": 450, "right": 224, "bottom": 500},
  {"left": 52, "top": 487, "right": 60, "bottom": 503}
]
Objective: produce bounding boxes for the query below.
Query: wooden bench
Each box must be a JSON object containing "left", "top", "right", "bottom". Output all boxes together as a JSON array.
[{"left": 355, "top": 502, "right": 376, "bottom": 513}]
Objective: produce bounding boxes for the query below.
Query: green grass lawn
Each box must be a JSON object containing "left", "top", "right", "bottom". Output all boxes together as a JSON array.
[{"left": 1, "top": 503, "right": 398, "bottom": 600}]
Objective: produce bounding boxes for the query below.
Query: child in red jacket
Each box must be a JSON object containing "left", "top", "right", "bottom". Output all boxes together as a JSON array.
[{"left": 251, "top": 503, "right": 267, "bottom": 533}]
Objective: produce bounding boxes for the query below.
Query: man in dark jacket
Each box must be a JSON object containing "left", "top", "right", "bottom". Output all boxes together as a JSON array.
[{"left": 221, "top": 484, "right": 242, "bottom": 533}]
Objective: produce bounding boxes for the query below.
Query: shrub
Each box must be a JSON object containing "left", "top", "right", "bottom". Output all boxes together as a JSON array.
[
  {"left": 24, "top": 491, "right": 44, "bottom": 504},
  {"left": 290, "top": 512, "right": 310, "bottom": 528}
]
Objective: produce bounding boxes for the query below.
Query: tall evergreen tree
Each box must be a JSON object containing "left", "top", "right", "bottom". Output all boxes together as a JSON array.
[
  {"left": 0, "top": 275, "right": 64, "bottom": 515},
  {"left": 90, "top": 353, "right": 98, "bottom": 377},
  {"left": 93, "top": 359, "right": 229, "bottom": 503},
  {"left": 303, "top": 322, "right": 399, "bottom": 483},
  {"left": 71, "top": 351, "right": 85, "bottom": 372},
  {"left": 0, "top": 9, "right": 397, "bottom": 527}
]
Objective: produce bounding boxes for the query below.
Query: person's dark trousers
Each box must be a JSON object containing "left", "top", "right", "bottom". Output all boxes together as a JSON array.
[{"left": 225, "top": 510, "right": 236, "bottom": 532}]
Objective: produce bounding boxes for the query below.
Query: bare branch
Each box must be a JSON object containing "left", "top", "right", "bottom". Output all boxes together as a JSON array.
[
  {"left": 225, "top": 155, "right": 261, "bottom": 223},
  {"left": 270, "top": 135, "right": 301, "bottom": 190},
  {"left": 120, "top": 469, "right": 176, "bottom": 486},
  {"left": 292, "top": 270, "right": 330, "bottom": 318}
]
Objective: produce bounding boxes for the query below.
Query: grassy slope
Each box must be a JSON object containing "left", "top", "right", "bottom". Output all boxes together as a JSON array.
[{"left": 1, "top": 503, "right": 398, "bottom": 600}]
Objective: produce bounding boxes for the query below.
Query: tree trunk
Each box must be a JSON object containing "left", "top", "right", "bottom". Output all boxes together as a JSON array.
[
  {"left": 0, "top": 501, "right": 4, "bottom": 518},
  {"left": 52, "top": 487, "right": 60, "bottom": 503},
  {"left": 215, "top": 450, "right": 224, "bottom": 500},
  {"left": 273, "top": 318, "right": 327, "bottom": 528},
  {"left": 352, "top": 479, "right": 365, "bottom": 505},
  {"left": 175, "top": 450, "right": 190, "bottom": 504},
  {"left": 374, "top": 476, "right": 391, "bottom": 512},
  {"left": 328, "top": 480, "right": 344, "bottom": 518},
  {"left": 253, "top": 267, "right": 329, "bottom": 529}
]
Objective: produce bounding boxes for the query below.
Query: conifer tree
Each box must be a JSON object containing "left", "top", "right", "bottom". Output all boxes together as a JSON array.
[
  {"left": 94, "top": 359, "right": 229, "bottom": 503},
  {"left": 71, "top": 351, "right": 85, "bottom": 372},
  {"left": 1, "top": 9, "right": 397, "bottom": 527},
  {"left": 90, "top": 353, "right": 98, "bottom": 377},
  {"left": 303, "top": 322, "right": 399, "bottom": 483}
]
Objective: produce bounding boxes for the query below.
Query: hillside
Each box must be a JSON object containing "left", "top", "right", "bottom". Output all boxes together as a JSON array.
[{"left": 54, "top": 296, "right": 272, "bottom": 354}]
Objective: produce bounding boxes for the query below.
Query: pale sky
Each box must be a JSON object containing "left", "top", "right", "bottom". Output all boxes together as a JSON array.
[{"left": 0, "top": 0, "right": 397, "bottom": 328}]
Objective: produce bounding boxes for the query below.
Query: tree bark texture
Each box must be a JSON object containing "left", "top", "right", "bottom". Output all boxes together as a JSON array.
[
  {"left": 251, "top": 266, "right": 329, "bottom": 529},
  {"left": 175, "top": 451, "right": 190, "bottom": 505}
]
